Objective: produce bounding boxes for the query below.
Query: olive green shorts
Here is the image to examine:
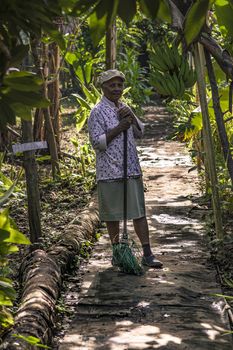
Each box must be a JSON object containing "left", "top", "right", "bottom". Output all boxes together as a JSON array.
[{"left": 97, "top": 177, "right": 146, "bottom": 221}]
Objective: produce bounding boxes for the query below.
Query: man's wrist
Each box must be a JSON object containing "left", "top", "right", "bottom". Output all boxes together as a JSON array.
[{"left": 106, "top": 125, "right": 121, "bottom": 145}]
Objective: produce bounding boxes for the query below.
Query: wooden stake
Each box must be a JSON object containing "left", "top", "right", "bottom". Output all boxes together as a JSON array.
[{"left": 22, "top": 120, "right": 42, "bottom": 243}]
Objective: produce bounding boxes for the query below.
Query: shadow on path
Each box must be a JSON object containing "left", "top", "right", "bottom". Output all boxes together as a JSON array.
[{"left": 57, "top": 105, "right": 233, "bottom": 350}]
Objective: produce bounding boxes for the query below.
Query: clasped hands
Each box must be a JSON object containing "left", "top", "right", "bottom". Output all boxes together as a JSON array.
[{"left": 117, "top": 106, "right": 135, "bottom": 132}]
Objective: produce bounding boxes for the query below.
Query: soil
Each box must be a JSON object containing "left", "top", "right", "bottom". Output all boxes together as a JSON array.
[{"left": 51, "top": 104, "right": 233, "bottom": 349}]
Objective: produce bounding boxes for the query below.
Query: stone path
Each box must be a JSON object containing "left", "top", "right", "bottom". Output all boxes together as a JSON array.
[{"left": 57, "top": 106, "right": 233, "bottom": 350}]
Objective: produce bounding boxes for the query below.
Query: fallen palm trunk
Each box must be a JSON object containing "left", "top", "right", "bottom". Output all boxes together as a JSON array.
[{"left": 0, "top": 194, "right": 99, "bottom": 349}]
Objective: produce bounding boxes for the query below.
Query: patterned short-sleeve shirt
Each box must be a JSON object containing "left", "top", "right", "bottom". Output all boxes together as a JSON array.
[{"left": 88, "top": 96, "right": 144, "bottom": 182}]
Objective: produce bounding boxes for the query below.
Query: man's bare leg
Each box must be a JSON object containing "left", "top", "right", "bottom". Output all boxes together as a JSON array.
[
  {"left": 133, "top": 216, "right": 163, "bottom": 267},
  {"left": 133, "top": 216, "right": 150, "bottom": 246},
  {"left": 106, "top": 221, "right": 120, "bottom": 244}
]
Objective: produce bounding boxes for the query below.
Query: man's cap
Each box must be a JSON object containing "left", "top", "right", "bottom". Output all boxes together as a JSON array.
[{"left": 98, "top": 69, "right": 125, "bottom": 86}]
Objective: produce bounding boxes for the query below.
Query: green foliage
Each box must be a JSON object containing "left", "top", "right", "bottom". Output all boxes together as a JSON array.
[
  {"left": 116, "top": 17, "right": 155, "bottom": 109},
  {"left": 0, "top": 0, "right": 78, "bottom": 128},
  {"left": 166, "top": 99, "right": 200, "bottom": 142},
  {"left": 63, "top": 21, "right": 105, "bottom": 92},
  {"left": 58, "top": 138, "right": 96, "bottom": 192},
  {"left": 209, "top": 233, "right": 233, "bottom": 280},
  {"left": 0, "top": 0, "right": 66, "bottom": 53},
  {"left": 79, "top": 240, "right": 94, "bottom": 259},
  {"left": 75, "top": 0, "right": 171, "bottom": 46},
  {"left": 118, "top": 48, "right": 152, "bottom": 107},
  {"left": 184, "top": 0, "right": 212, "bottom": 46},
  {"left": 0, "top": 71, "right": 50, "bottom": 128},
  {"left": 0, "top": 156, "right": 24, "bottom": 206},
  {"left": 208, "top": 89, "right": 233, "bottom": 205},
  {"left": 0, "top": 178, "right": 19, "bottom": 208},
  {"left": 70, "top": 139, "right": 95, "bottom": 186},
  {"left": 65, "top": 49, "right": 94, "bottom": 86},
  {"left": 215, "top": 0, "right": 233, "bottom": 50},
  {"left": 64, "top": 30, "right": 95, "bottom": 86},
  {"left": 0, "top": 208, "right": 30, "bottom": 335},
  {"left": 73, "top": 83, "right": 101, "bottom": 132},
  {"left": 13, "top": 334, "right": 50, "bottom": 349},
  {"left": 0, "top": 159, "right": 30, "bottom": 335}
]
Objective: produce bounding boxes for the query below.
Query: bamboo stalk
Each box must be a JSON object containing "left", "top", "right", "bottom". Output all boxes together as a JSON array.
[
  {"left": 204, "top": 48, "right": 233, "bottom": 187},
  {"left": 193, "top": 43, "right": 223, "bottom": 239}
]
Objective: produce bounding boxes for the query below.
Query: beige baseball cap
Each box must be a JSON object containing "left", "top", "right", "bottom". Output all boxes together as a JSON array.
[{"left": 98, "top": 69, "right": 125, "bottom": 86}]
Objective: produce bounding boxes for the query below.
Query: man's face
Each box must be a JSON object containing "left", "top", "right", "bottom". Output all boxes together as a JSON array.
[{"left": 102, "top": 77, "right": 124, "bottom": 103}]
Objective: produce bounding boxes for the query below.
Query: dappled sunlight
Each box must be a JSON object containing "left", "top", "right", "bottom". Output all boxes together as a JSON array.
[
  {"left": 138, "top": 145, "right": 192, "bottom": 168},
  {"left": 201, "top": 322, "right": 227, "bottom": 341},
  {"left": 109, "top": 324, "right": 182, "bottom": 349},
  {"left": 62, "top": 325, "right": 185, "bottom": 350},
  {"left": 151, "top": 213, "right": 199, "bottom": 225},
  {"left": 81, "top": 279, "right": 93, "bottom": 291},
  {"left": 109, "top": 324, "right": 160, "bottom": 347},
  {"left": 145, "top": 274, "right": 175, "bottom": 285},
  {"left": 152, "top": 333, "right": 182, "bottom": 348},
  {"left": 157, "top": 279, "right": 175, "bottom": 285},
  {"left": 136, "top": 301, "right": 150, "bottom": 308},
  {"left": 157, "top": 246, "right": 183, "bottom": 252}
]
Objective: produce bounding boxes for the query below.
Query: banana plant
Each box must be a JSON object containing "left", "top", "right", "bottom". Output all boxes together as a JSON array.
[
  {"left": 65, "top": 51, "right": 94, "bottom": 86},
  {"left": 73, "top": 82, "right": 101, "bottom": 132},
  {"left": 118, "top": 48, "right": 153, "bottom": 106}
]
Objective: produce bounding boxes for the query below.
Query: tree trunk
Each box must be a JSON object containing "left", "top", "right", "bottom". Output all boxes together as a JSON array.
[
  {"left": 31, "top": 40, "right": 60, "bottom": 178},
  {"left": 106, "top": 21, "right": 117, "bottom": 70},
  {"left": 42, "top": 43, "right": 60, "bottom": 178},
  {"left": 204, "top": 48, "right": 233, "bottom": 187},
  {"left": 21, "top": 120, "right": 42, "bottom": 243},
  {"left": 48, "top": 42, "right": 61, "bottom": 153},
  {"left": 33, "top": 108, "right": 44, "bottom": 141},
  {"left": 193, "top": 43, "right": 223, "bottom": 239},
  {"left": 31, "top": 41, "right": 44, "bottom": 142}
]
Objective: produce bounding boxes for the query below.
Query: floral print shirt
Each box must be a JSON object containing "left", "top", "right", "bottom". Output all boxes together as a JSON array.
[{"left": 88, "top": 96, "right": 144, "bottom": 182}]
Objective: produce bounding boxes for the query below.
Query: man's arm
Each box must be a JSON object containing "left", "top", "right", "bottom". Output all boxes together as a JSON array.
[
  {"left": 106, "top": 116, "right": 132, "bottom": 145},
  {"left": 88, "top": 109, "right": 132, "bottom": 151},
  {"left": 118, "top": 105, "right": 144, "bottom": 138}
]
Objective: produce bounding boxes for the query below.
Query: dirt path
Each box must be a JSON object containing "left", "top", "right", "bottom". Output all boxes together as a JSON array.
[{"left": 57, "top": 105, "right": 233, "bottom": 350}]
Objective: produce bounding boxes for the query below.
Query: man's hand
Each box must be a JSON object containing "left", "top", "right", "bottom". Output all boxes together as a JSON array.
[
  {"left": 118, "top": 115, "right": 132, "bottom": 132},
  {"left": 106, "top": 105, "right": 136, "bottom": 145},
  {"left": 118, "top": 105, "right": 138, "bottom": 129},
  {"left": 118, "top": 105, "right": 133, "bottom": 120}
]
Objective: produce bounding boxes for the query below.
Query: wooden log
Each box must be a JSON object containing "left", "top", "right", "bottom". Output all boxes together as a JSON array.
[{"left": 0, "top": 194, "right": 99, "bottom": 349}]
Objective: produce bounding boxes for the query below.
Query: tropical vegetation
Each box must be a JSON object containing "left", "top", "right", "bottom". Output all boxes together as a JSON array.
[{"left": 0, "top": 0, "right": 233, "bottom": 347}]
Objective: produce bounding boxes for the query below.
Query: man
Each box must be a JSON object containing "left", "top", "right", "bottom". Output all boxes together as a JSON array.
[{"left": 88, "top": 69, "right": 163, "bottom": 268}]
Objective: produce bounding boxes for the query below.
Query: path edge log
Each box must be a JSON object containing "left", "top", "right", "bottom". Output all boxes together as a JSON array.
[{"left": 0, "top": 194, "right": 99, "bottom": 350}]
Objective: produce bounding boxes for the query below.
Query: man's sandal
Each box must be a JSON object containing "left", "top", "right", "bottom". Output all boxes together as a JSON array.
[{"left": 141, "top": 255, "right": 163, "bottom": 268}]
